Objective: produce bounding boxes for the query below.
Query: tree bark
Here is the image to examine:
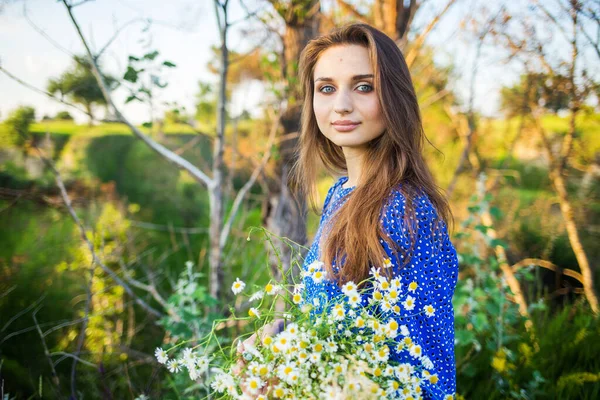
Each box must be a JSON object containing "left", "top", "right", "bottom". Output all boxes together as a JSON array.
[
  {"left": 263, "top": 1, "right": 320, "bottom": 308},
  {"left": 534, "top": 114, "right": 599, "bottom": 315}
]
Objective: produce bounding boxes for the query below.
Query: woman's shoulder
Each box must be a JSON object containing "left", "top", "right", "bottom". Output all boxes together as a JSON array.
[{"left": 383, "top": 183, "right": 439, "bottom": 221}]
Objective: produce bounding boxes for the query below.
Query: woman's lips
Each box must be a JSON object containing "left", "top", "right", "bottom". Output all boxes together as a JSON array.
[{"left": 332, "top": 122, "right": 360, "bottom": 132}]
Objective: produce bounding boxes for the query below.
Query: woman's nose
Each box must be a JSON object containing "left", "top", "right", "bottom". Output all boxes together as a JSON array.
[{"left": 333, "top": 88, "right": 353, "bottom": 114}]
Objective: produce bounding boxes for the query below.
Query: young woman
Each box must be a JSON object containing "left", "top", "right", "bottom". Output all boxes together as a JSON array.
[{"left": 237, "top": 22, "right": 459, "bottom": 399}]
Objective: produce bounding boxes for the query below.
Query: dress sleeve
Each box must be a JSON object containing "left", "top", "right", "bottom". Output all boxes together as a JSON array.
[
  {"left": 376, "top": 189, "right": 459, "bottom": 399},
  {"left": 318, "top": 179, "right": 339, "bottom": 225}
]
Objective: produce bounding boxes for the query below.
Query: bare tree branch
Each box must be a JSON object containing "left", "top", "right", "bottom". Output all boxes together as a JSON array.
[
  {"left": 33, "top": 306, "right": 61, "bottom": 390},
  {"left": 0, "top": 65, "right": 93, "bottom": 117},
  {"left": 405, "top": 0, "right": 457, "bottom": 67},
  {"left": 220, "top": 105, "right": 282, "bottom": 249},
  {"left": 23, "top": 3, "right": 75, "bottom": 58},
  {"left": 60, "top": 0, "right": 214, "bottom": 189},
  {"left": 96, "top": 17, "right": 148, "bottom": 60}
]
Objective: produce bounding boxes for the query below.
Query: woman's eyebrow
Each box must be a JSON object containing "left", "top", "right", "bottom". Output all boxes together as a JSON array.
[{"left": 314, "top": 74, "right": 374, "bottom": 83}]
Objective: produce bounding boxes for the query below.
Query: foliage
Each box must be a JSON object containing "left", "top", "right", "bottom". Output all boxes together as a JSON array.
[
  {"left": 3, "top": 105, "right": 35, "bottom": 147},
  {"left": 55, "top": 110, "right": 74, "bottom": 120},
  {"left": 122, "top": 49, "right": 176, "bottom": 129},
  {"left": 46, "top": 56, "right": 118, "bottom": 124}
]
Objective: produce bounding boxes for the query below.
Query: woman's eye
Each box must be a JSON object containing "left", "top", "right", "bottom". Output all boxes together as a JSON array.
[
  {"left": 319, "top": 86, "right": 334, "bottom": 93},
  {"left": 357, "top": 84, "right": 373, "bottom": 92}
]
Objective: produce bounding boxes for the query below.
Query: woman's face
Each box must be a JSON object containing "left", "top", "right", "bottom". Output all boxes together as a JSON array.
[{"left": 312, "top": 44, "right": 386, "bottom": 150}]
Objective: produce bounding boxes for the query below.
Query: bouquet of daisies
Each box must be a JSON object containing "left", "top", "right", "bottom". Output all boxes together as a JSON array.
[{"left": 155, "top": 254, "right": 453, "bottom": 399}]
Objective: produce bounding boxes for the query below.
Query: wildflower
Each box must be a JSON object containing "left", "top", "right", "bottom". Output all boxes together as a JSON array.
[
  {"left": 381, "top": 301, "right": 392, "bottom": 312},
  {"left": 331, "top": 304, "right": 345, "bottom": 321},
  {"left": 408, "top": 281, "right": 418, "bottom": 292},
  {"left": 196, "top": 356, "right": 210, "bottom": 374},
  {"left": 424, "top": 304, "right": 435, "bottom": 317},
  {"left": 248, "top": 308, "right": 260, "bottom": 318},
  {"left": 342, "top": 281, "right": 357, "bottom": 295},
  {"left": 386, "top": 289, "right": 399, "bottom": 304},
  {"left": 400, "top": 325, "right": 410, "bottom": 336},
  {"left": 155, "top": 347, "right": 169, "bottom": 364},
  {"left": 356, "top": 316, "right": 366, "bottom": 328},
  {"left": 245, "top": 376, "right": 265, "bottom": 395},
  {"left": 391, "top": 277, "right": 402, "bottom": 289},
  {"left": 369, "top": 266, "right": 382, "bottom": 280},
  {"left": 249, "top": 290, "right": 264, "bottom": 302},
  {"left": 312, "top": 270, "right": 326, "bottom": 284},
  {"left": 231, "top": 278, "right": 246, "bottom": 295},
  {"left": 402, "top": 295, "right": 416, "bottom": 311},
  {"left": 167, "top": 359, "right": 182, "bottom": 373},
  {"left": 383, "top": 258, "right": 393, "bottom": 269},
  {"left": 410, "top": 345, "right": 423, "bottom": 359},
  {"left": 265, "top": 283, "right": 281, "bottom": 295},
  {"left": 210, "top": 372, "right": 234, "bottom": 393},
  {"left": 378, "top": 278, "right": 391, "bottom": 291},
  {"left": 347, "top": 291, "right": 361, "bottom": 307},
  {"left": 421, "top": 355, "right": 434, "bottom": 370},
  {"left": 188, "top": 364, "right": 201, "bottom": 380},
  {"left": 181, "top": 348, "right": 197, "bottom": 369},
  {"left": 292, "top": 292, "right": 303, "bottom": 304}
]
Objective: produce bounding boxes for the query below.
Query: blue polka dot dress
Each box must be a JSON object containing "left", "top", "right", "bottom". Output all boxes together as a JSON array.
[{"left": 300, "top": 176, "right": 459, "bottom": 399}]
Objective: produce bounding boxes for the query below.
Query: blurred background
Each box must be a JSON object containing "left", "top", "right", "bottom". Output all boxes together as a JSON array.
[{"left": 0, "top": 0, "right": 599, "bottom": 398}]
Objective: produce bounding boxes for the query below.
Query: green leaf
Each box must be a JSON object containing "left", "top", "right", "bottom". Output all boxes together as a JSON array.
[
  {"left": 125, "top": 94, "right": 140, "bottom": 104},
  {"left": 143, "top": 50, "right": 159, "bottom": 61},
  {"left": 163, "top": 60, "right": 177, "bottom": 68},
  {"left": 490, "top": 206, "right": 503, "bottom": 220},
  {"left": 142, "top": 121, "right": 153, "bottom": 128},
  {"left": 474, "top": 224, "right": 489, "bottom": 234},
  {"left": 123, "top": 66, "right": 138, "bottom": 83},
  {"left": 472, "top": 312, "right": 489, "bottom": 332},
  {"left": 455, "top": 329, "right": 475, "bottom": 345},
  {"left": 490, "top": 238, "right": 509, "bottom": 249},
  {"left": 128, "top": 55, "right": 140, "bottom": 62}
]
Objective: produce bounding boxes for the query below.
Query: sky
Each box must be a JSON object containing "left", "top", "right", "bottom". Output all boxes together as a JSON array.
[{"left": 0, "top": 0, "right": 593, "bottom": 125}]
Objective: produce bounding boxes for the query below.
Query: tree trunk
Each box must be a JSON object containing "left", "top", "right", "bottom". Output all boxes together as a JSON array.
[
  {"left": 534, "top": 115, "right": 599, "bottom": 315},
  {"left": 209, "top": 0, "right": 229, "bottom": 312},
  {"left": 264, "top": 1, "right": 320, "bottom": 312}
]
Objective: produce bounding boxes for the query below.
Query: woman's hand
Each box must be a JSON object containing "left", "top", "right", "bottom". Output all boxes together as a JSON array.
[{"left": 231, "top": 318, "right": 285, "bottom": 396}]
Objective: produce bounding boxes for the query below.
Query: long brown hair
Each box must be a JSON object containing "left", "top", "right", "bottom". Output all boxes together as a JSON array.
[{"left": 289, "top": 22, "right": 454, "bottom": 288}]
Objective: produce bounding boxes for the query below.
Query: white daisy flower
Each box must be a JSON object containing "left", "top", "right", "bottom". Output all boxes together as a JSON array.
[
  {"left": 422, "top": 355, "right": 434, "bottom": 370},
  {"left": 400, "top": 325, "right": 410, "bottom": 336},
  {"left": 369, "top": 266, "right": 382, "bottom": 280},
  {"left": 248, "top": 308, "right": 260, "bottom": 318},
  {"left": 244, "top": 376, "right": 265, "bottom": 395},
  {"left": 402, "top": 295, "right": 416, "bottom": 311},
  {"left": 196, "top": 356, "right": 210, "bottom": 374},
  {"left": 231, "top": 278, "right": 245, "bottom": 295},
  {"left": 408, "top": 281, "right": 418, "bottom": 292},
  {"left": 155, "top": 347, "right": 169, "bottom": 364},
  {"left": 409, "top": 344, "right": 423, "bottom": 359},
  {"left": 341, "top": 281, "right": 358, "bottom": 295},
  {"left": 249, "top": 290, "right": 264, "bottom": 302},
  {"left": 265, "top": 282, "right": 281, "bottom": 295},
  {"left": 383, "top": 257, "right": 393, "bottom": 269},
  {"left": 188, "top": 364, "right": 201, "bottom": 380},
  {"left": 346, "top": 291, "right": 361, "bottom": 308},
  {"left": 312, "top": 269, "right": 327, "bottom": 284},
  {"left": 167, "top": 359, "right": 182, "bottom": 373},
  {"left": 424, "top": 304, "right": 435, "bottom": 317}
]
